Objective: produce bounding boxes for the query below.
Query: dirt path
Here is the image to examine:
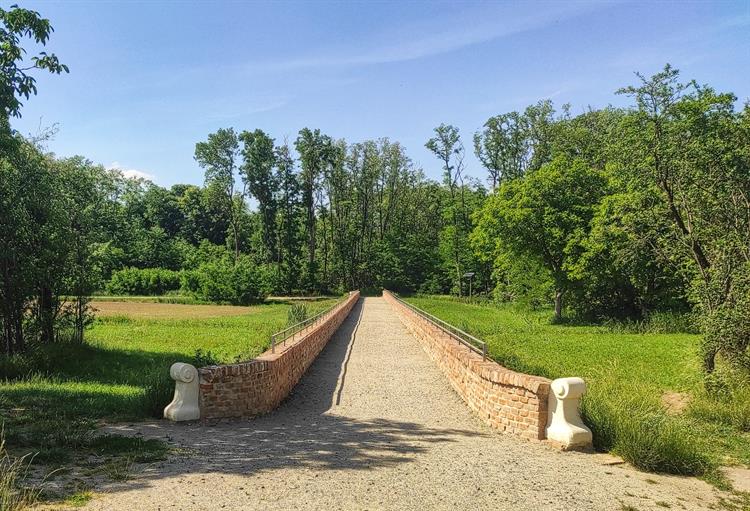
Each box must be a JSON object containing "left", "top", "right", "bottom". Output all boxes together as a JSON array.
[{"left": 85, "top": 297, "right": 726, "bottom": 510}]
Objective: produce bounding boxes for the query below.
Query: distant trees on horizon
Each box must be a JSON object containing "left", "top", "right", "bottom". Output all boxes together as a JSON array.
[{"left": 1, "top": 5, "right": 748, "bottom": 379}]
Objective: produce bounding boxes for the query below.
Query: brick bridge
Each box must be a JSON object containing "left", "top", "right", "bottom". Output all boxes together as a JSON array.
[{"left": 87, "top": 296, "right": 717, "bottom": 511}]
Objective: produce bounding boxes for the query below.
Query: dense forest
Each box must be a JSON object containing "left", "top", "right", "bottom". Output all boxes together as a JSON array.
[{"left": 1, "top": 6, "right": 749, "bottom": 380}]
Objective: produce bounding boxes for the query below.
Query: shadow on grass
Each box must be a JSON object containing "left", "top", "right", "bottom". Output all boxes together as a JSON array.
[
  {"left": 1, "top": 342, "right": 191, "bottom": 387},
  {"left": 0, "top": 343, "right": 192, "bottom": 455}
]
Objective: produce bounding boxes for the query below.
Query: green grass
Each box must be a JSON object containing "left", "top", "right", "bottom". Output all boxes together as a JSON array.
[
  {"left": 404, "top": 295, "right": 750, "bottom": 477},
  {"left": 89, "top": 294, "right": 340, "bottom": 304},
  {"left": 1, "top": 432, "right": 42, "bottom": 511},
  {"left": 1, "top": 298, "right": 340, "bottom": 421},
  {"left": 0, "top": 297, "right": 340, "bottom": 502}
]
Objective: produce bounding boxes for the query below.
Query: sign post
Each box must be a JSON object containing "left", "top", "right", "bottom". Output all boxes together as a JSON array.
[{"left": 462, "top": 272, "right": 475, "bottom": 299}]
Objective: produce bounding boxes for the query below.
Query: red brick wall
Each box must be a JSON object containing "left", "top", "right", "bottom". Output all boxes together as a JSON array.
[
  {"left": 198, "top": 292, "right": 360, "bottom": 420},
  {"left": 383, "top": 291, "right": 551, "bottom": 440}
]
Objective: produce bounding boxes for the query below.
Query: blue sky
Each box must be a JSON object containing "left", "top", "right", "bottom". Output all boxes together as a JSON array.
[{"left": 10, "top": 0, "right": 750, "bottom": 185}]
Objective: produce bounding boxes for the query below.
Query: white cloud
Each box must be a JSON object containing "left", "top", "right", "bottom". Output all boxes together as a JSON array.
[{"left": 107, "top": 161, "right": 157, "bottom": 182}]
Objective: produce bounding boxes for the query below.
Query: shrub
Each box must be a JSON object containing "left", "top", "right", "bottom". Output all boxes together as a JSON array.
[
  {"left": 193, "top": 349, "right": 220, "bottom": 367},
  {"left": 106, "top": 268, "right": 182, "bottom": 296},
  {"left": 181, "top": 256, "right": 268, "bottom": 305},
  {"left": 142, "top": 369, "right": 174, "bottom": 418},
  {"left": 181, "top": 260, "right": 233, "bottom": 303},
  {"left": 232, "top": 257, "right": 267, "bottom": 304},
  {"left": 287, "top": 303, "right": 308, "bottom": 326}
]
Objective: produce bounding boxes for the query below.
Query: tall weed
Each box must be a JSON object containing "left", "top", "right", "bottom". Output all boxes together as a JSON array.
[
  {"left": 287, "top": 303, "right": 308, "bottom": 325},
  {"left": 0, "top": 430, "right": 43, "bottom": 511},
  {"left": 142, "top": 370, "right": 174, "bottom": 418},
  {"left": 582, "top": 386, "right": 713, "bottom": 476}
]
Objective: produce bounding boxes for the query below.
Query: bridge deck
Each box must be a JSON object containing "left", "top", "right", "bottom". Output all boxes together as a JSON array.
[{"left": 89, "top": 297, "right": 719, "bottom": 510}]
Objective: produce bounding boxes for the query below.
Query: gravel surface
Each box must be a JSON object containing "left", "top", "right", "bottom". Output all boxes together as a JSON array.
[{"left": 85, "top": 297, "right": 727, "bottom": 510}]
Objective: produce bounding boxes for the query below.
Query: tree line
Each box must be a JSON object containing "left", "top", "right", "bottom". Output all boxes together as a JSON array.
[{"left": 1, "top": 6, "right": 748, "bottom": 378}]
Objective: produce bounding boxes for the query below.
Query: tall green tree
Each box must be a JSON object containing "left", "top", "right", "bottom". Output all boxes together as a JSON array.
[
  {"left": 473, "top": 111, "right": 529, "bottom": 189},
  {"left": 474, "top": 157, "right": 608, "bottom": 320},
  {"left": 240, "top": 129, "right": 278, "bottom": 263},
  {"left": 274, "top": 142, "right": 302, "bottom": 293},
  {"left": 617, "top": 65, "right": 750, "bottom": 372},
  {"left": 0, "top": 4, "right": 68, "bottom": 121},
  {"left": 426, "top": 124, "right": 474, "bottom": 296},
  {"left": 0, "top": 5, "right": 68, "bottom": 354},
  {"left": 295, "top": 128, "right": 333, "bottom": 291},
  {"left": 194, "top": 128, "right": 243, "bottom": 260}
]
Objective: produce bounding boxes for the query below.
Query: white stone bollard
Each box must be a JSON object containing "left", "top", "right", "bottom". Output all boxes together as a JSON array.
[
  {"left": 164, "top": 362, "right": 200, "bottom": 421},
  {"left": 546, "top": 377, "right": 593, "bottom": 450}
]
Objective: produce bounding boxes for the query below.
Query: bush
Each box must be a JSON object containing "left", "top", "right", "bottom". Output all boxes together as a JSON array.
[
  {"left": 106, "top": 268, "right": 182, "bottom": 296},
  {"left": 181, "top": 261, "right": 233, "bottom": 303},
  {"left": 193, "top": 348, "right": 220, "bottom": 367},
  {"left": 142, "top": 370, "right": 174, "bottom": 418},
  {"left": 287, "top": 303, "right": 308, "bottom": 326},
  {"left": 180, "top": 255, "right": 268, "bottom": 305}
]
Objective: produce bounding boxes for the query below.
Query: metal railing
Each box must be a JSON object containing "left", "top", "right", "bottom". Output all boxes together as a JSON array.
[
  {"left": 269, "top": 294, "right": 351, "bottom": 354},
  {"left": 391, "top": 292, "right": 488, "bottom": 360}
]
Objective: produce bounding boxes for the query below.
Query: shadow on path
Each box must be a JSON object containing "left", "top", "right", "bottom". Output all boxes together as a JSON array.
[{"left": 104, "top": 298, "right": 481, "bottom": 490}]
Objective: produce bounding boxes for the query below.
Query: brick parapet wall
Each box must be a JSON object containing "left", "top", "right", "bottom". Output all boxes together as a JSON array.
[
  {"left": 198, "top": 291, "right": 360, "bottom": 420},
  {"left": 383, "top": 290, "right": 551, "bottom": 441}
]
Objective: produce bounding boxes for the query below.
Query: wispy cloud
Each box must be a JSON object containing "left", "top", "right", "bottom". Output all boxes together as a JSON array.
[
  {"left": 107, "top": 161, "right": 156, "bottom": 182},
  {"left": 245, "top": 2, "right": 608, "bottom": 72},
  {"left": 203, "top": 97, "right": 290, "bottom": 122}
]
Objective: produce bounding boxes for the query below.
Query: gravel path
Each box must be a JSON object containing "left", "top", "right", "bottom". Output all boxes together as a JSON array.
[{"left": 86, "top": 297, "right": 726, "bottom": 510}]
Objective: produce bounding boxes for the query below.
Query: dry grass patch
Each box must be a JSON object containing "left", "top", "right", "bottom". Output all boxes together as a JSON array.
[{"left": 91, "top": 301, "right": 259, "bottom": 319}]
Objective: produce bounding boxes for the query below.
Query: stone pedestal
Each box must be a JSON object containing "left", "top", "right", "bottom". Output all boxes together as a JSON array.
[
  {"left": 164, "top": 362, "right": 200, "bottom": 421},
  {"left": 546, "top": 377, "right": 592, "bottom": 449}
]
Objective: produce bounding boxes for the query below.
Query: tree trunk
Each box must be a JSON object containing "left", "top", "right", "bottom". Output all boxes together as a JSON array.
[
  {"left": 75, "top": 296, "right": 85, "bottom": 344},
  {"left": 231, "top": 220, "right": 240, "bottom": 261},
  {"left": 39, "top": 284, "right": 54, "bottom": 344},
  {"left": 554, "top": 289, "right": 564, "bottom": 321},
  {"left": 703, "top": 347, "right": 717, "bottom": 373}
]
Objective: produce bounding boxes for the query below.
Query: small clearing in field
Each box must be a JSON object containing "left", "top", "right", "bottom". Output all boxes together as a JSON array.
[
  {"left": 662, "top": 391, "right": 690, "bottom": 415},
  {"left": 91, "top": 301, "right": 257, "bottom": 319}
]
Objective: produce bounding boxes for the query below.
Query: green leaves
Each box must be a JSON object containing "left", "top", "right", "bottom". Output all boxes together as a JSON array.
[
  {"left": 0, "top": 5, "right": 68, "bottom": 119},
  {"left": 473, "top": 157, "right": 607, "bottom": 318}
]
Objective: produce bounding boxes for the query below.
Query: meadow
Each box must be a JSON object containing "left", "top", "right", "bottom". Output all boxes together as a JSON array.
[
  {"left": 404, "top": 295, "right": 750, "bottom": 480},
  {"left": 0, "top": 297, "right": 339, "bottom": 482}
]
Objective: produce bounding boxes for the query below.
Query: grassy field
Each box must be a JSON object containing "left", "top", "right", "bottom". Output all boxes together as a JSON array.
[
  {"left": 1, "top": 297, "right": 340, "bottom": 422},
  {"left": 0, "top": 297, "right": 339, "bottom": 501},
  {"left": 404, "top": 295, "right": 750, "bottom": 480}
]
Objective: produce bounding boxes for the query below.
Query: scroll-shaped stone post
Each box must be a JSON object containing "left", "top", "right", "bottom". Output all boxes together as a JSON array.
[
  {"left": 546, "top": 377, "right": 592, "bottom": 450},
  {"left": 164, "top": 362, "right": 200, "bottom": 421}
]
